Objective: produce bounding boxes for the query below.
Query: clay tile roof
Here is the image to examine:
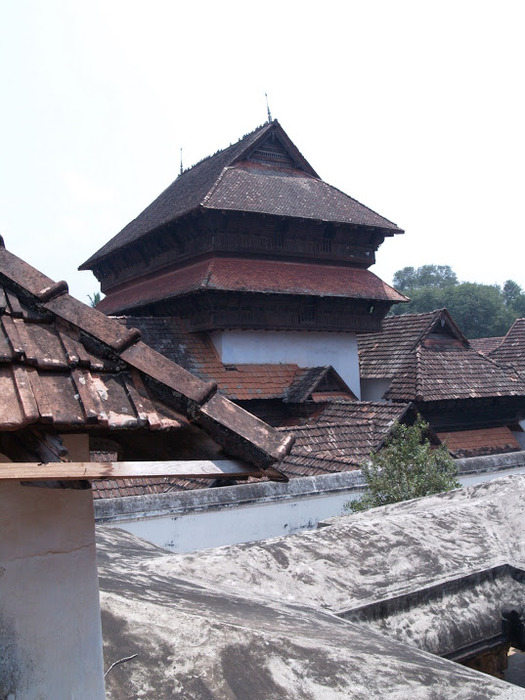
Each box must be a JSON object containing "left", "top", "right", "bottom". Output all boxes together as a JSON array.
[
  {"left": 488, "top": 318, "right": 525, "bottom": 376},
  {"left": 91, "top": 475, "right": 212, "bottom": 499},
  {"left": 384, "top": 344, "right": 525, "bottom": 402},
  {"left": 358, "top": 309, "right": 459, "bottom": 379},
  {"left": 437, "top": 427, "right": 522, "bottom": 458},
  {"left": 0, "top": 244, "right": 293, "bottom": 470},
  {"left": 81, "top": 121, "right": 403, "bottom": 270},
  {"left": 97, "top": 258, "right": 408, "bottom": 315},
  {"left": 469, "top": 336, "right": 505, "bottom": 355},
  {"left": 276, "top": 401, "right": 412, "bottom": 477},
  {"left": 285, "top": 366, "right": 357, "bottom": 403},
  {"left": 359, "top": 309, "right": 525, "bottom": 401},
  {"left": 118, "top": 317, "right": 355, "bottom": 403},
  {"left": 359, "top": 310, "right": 525, "bottom": 403}
]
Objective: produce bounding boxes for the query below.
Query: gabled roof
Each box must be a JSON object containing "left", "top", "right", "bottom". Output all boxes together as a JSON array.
[
  {"left": 469, "top": 336, "right": 505, "bottom": 355},
  {"left": 96, "top": 258, "right": 408, "bottom": 315},
  {"left": 81, "top": 121, "right": 403, "bottom": 270},
  {"left": 0, "top": 242, "right": 293, "bottom": 470},
  {"left": 488, "top": 317, "right": 525, "bottom": 375},
  {"left": 359, "top": 309, "right": 468, "bottom": 379},
  {"left": 284, "top": 366, "right": 357, "bottom": 403},
  {"left": 277, "top": 401, "right": 413, "bottom": 477},
  {"left": 117, "top": 316, "right": 355, "bottom": 403},
  {"left": 359, "top": 309, "right": 525, "bottom": 403},
  {"left": 384, "top": 343, "right": 525, "bottom": 402}
]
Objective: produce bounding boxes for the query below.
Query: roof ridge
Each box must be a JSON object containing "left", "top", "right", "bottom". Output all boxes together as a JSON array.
[
  {"left": 318, "top": 180, "right": 403, "bottom": 232},
  {"left": 201, "top": 165, "right": 229, "bottom": 206},
  {"left": 0, "top": 243, "right": 294, "bottom": 469},
  {"left": 182, "top": 122, "right": 270, "bottom": 173},
  {"left": 412, "top": 308, "right": 444, "bottom": 348}
]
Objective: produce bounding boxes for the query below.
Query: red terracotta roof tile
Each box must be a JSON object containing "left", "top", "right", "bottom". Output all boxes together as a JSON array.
[
  {"left": 385, "top": 345, "right": 525, "bottom": 402},
  {"left": 117, "top": 316, "right": 355, "bottom": 403},
  {"left": 97, "top": 258, "right": 408, "bottom": 315},
  {"left": 276, "top": 401, "right": 413, "bottom": 477},
  {"left": 0, "top": 244, "right": 293, "bottom": 472},
  {"left": 437, "top": 427, "right": 522, "bottom": 458}
]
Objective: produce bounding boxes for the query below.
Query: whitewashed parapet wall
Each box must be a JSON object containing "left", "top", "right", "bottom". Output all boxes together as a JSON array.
[
  {"left": 211, "top": 330, "right": 361, "bottom": 399},
  {"left": 0, "top": 482, "right": 105, "bottom": 699}
]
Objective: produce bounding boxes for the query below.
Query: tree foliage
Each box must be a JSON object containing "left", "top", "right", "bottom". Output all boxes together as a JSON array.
[
  {"left": 393, "top": 264, "right": 458, "bottom": 291},
  {"left": 392, "top": 265, "right": 525, "bottom": 338},
  {"left": 88, "top": 291, "right": 101, "bottom": 308},
  {"left": 349, "top": 420, "right": 460, "bottom": 512}
]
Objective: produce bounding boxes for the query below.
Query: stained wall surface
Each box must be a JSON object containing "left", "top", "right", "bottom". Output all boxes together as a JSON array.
[
  {"left": 211, "top": 329, "right": 361, "bottom": 398},
  {"left": 0, "top": 482, "right": 105, "bottom": 699}
]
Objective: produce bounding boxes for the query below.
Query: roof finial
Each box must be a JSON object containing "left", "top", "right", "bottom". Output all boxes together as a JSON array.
[
  {"left": 265, "top": 93, "right": 272, "bottom": 123},
  {"left": 180, "top": 147, "right": 184, "bottom": 175}
]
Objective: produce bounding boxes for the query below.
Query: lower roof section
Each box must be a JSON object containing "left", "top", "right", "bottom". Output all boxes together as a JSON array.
[{"left": 97, "top": 258, "right": 408, "bottom": 315}]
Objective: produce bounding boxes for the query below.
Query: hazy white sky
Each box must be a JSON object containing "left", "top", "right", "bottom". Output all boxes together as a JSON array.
[{"left": 1, "top": 1, "right": 523, "bottom": 302}]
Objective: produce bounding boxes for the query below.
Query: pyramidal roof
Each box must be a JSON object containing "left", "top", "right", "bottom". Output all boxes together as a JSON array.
[{"left": 81, "top": 121, "right": 403, "bottom": 269}]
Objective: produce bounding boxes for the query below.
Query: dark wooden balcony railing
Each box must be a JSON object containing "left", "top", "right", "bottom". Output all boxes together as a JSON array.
[
  {"left": 187, "top": 308, "right": 382, "bottom": 333},
  {"left": 179, "top": 232, "right": 375, "bottom": 265}
]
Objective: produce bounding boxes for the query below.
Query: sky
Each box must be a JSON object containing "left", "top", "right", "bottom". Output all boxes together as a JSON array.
[{"left": 0, "top": 1, "right": 524, "bottom": 303}]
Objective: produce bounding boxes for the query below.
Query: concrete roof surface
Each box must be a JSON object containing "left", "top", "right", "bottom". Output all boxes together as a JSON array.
[{"left": 97, "top": 474, "right": 525, "bottom": 698}]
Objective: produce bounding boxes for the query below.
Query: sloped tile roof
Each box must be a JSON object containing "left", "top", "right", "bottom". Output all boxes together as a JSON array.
[
  {"left": 437, "top": 427, "right": 522, "bottom": 458},
  {"left": 316, "top": 400, "right": 413, "bottom": 427},
  {"left": 97, "top": 258, "right": 408, "bottom": 315},
  {"left": 0, "top": 292, "right": 185, "bottom": 432},
  {"left": 358, "top": 309, "right": 525, "bottom": 403},
  {"left": 285, "top": 366, "right": 356, "bottom": 403},
  {"left": 488, "top": 318, "right": 525, "bottom": 375},
  {"left": 277, "top": 401, "right": 412, "bottom": 476},
  {"left": 469, "top": 336, "right": 505, "bottom": 355},
  {"left": 0, "top": 243, "right": 293, "bottom": 470},
  {"left": 92, "top": 476, "right": 211, "bottom": 498},
  {"left": 203, "top": 160, "right": 400, "bottom": 227},
  {"left": 82, "top": 121, "right": 402, "bottom": 269},
  {"left": 119, "top": 316, "right": 355, "bottom": 403},
  {"left": 358, "top": 309, "right": 459, "bottom": 379},
  {"left": 385, "top": 344, "right": 525, "bottom": 402}
]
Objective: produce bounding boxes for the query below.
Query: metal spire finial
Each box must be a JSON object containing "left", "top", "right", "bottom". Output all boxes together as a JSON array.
[
  {"left": 265, "top": 93, "right": 272, "bottom": 123},
  {"left": 180, "top": 147, "right": 183, "bottom": 176}
]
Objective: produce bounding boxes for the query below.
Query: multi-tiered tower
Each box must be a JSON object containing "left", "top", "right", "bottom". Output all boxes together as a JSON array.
[{"left": 81, "top": 121, "right": 406, "bottom": 397}]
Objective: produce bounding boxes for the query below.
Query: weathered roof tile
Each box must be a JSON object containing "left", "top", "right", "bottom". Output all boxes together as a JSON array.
[
  {"left": 97, "top": 258, "right": 408, "bottom": 315},
  {"left": 488, "top": 318, "right": 525, "bottom": 375},
  {"left": 0, "top": 245, "right": 293, "bottom": 473},
  {"left": 81, "top": 121, "right": 402, "bottom": 269},
  {"left": 359, "top": 310, "right": 525, "bottom": 402}
]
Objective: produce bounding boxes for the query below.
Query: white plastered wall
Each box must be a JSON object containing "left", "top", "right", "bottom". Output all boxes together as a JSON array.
[
  {"left": 0, "top": 481, "right": 105, "bottom": 699},
  {"left": 211, "top": 330, "right": 361, "bottom": 399}
]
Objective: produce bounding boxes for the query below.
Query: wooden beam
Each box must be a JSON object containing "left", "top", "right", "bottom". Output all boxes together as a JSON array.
[{"left": 0, "top": 459, "right": 268, "bottom": 481}]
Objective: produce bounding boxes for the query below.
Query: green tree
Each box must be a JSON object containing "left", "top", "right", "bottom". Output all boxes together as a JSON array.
[
  {"left": 88, "top": 291, "right": 101, "bottom": 308},
  {"left": 349, "top": 420, "right": 459, "bottom": 512},
  {"left": 503, "top": 280, "right": 525, "bottom": 317},
  {"left": 443, "top": 283, "right": 515, "bottom": 338},
  {"left": 391, "top": 264, "right": 522, "bottom": 337},
  {"left": 393, "top": 265, "right": 457, "bottom": 291}
]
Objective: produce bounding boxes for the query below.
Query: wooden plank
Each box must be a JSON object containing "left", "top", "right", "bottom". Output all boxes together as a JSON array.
[{"left": 0, "top": 459, "right": 268, "bottom": 481}]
